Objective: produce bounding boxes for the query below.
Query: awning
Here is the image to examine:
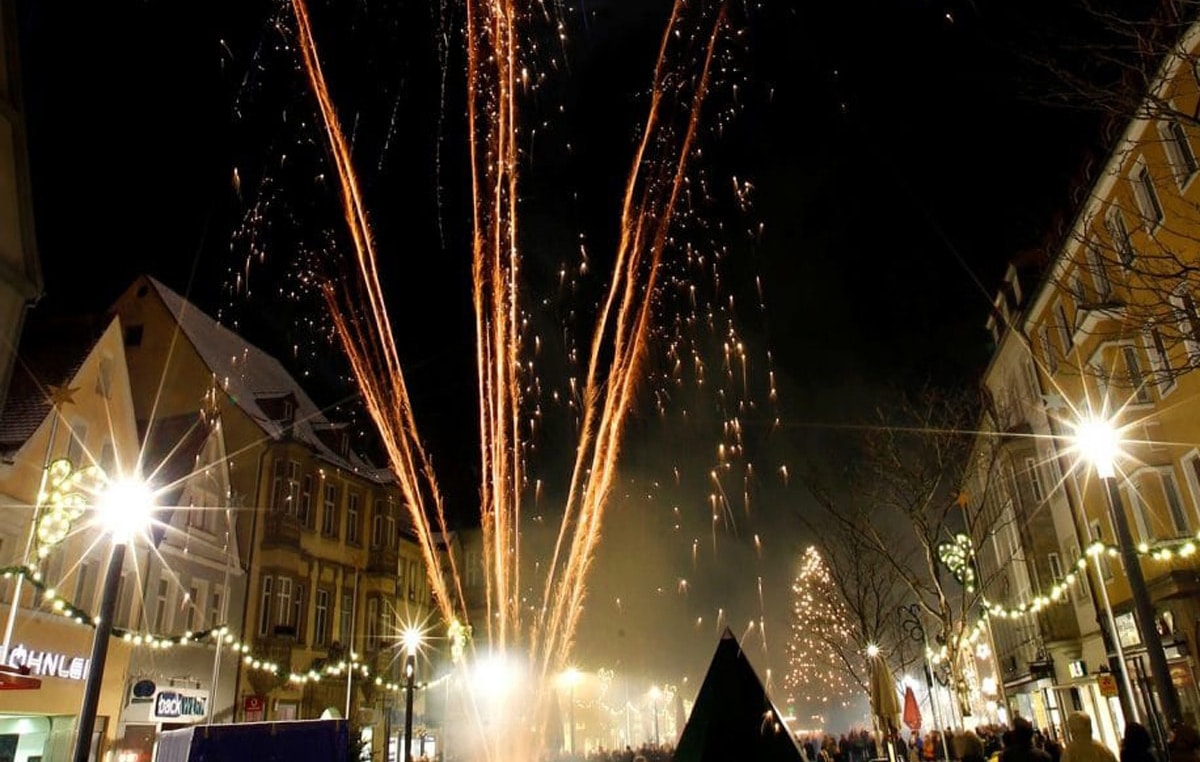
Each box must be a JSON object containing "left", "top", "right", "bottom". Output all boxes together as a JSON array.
[{"left": 0, "top": 664, "right": 42, "bottom": 690}]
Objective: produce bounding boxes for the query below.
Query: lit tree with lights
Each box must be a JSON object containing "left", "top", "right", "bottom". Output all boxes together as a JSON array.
[{"left": 785, "top": 546, "right": 863, "bottom": 723}]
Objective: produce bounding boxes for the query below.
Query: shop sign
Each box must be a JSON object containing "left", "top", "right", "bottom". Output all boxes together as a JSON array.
[
  {"left": 152, "top": 687, "right": 208, "bottom": 722},
  {"left": 1115, "top": 613, "right": 1140, "bottom": 648},
  {"left": 1097, "top": 673, "right": 1119, "bottom": 698},
  {"left": 1068, "top": 660, "right": 1087, "bottom": 678},
  {"left": 0, "top": 643, "right": 89, "bottom": 681},
  {"left": 126, "top": 681, "right": 210, "bottom": 724},
  {"left": 244, "top": 695, "right": 265, "bottom": 722}
]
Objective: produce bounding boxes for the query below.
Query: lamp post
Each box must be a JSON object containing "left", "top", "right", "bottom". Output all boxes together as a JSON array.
[
  {"left": 560, "top": 667, "right": 582, "bottom": 757},
  {"left": 402, "top": 628, "right": 422, "bottom": 762},
  {"left": 898, "top": 604, "right": 951, "bottom": 762},
  {"left": 1074, "top": 416, "right": 1183, "bottom": 728},
  {"left": 71, "top": 477, "right": 155, "bottom": 762},
  {"left": 648, "top": 686, "right": 662, "bottom": 746}
]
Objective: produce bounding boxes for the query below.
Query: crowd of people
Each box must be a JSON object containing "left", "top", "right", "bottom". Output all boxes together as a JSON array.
[
  {"left": 797, "top": 714, "right": 1200, "bottom": 762},
  {"left": 541, "top": 713, "right": 1200, "bottom": 762}
]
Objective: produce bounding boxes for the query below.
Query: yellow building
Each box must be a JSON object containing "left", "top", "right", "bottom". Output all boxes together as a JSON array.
[
  {"left": 982, "top": 19, "right": 1200, "bottom": 746},
  {"left": 0, "top": 314, "right": 140, "bottom": 761},
  {"left": 110, "top": 276, "right": 434, "bottom": 758}
]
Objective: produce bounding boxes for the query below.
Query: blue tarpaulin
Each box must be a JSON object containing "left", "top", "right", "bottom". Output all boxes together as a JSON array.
[{"left": 155, "top": 719, "right": 349, "bottom": 762}]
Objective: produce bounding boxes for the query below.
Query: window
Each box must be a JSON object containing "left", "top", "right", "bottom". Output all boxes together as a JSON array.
[
  {"left": 347, "top": 493, "right": 361, "bottom": 545},
  {"left": 258, "top": 576, "right": 273, "bottom": 636},
  {"left": 1185, "top": 454, "right": 1200, "bottom": 522},
  {"left": 465, "top": 550, "right": 481, "bottom": 588},
  {"left": 1055, "top": 300, "right": 1073, "bottom": 353},
  {"left": 66, "top": 422, "right": 88, "bottom": 467},
  {"left": 276, "top": 577, "right": 293, "bottom": 626},
  {"left": 1124, "top": 483, "right": 1155, "bottom": 544},
  {"left": 340, "top": 593, "right": 353, "bottom": 643},
  {"left": 95, "top": 356, "right": 113, "bottom": 399},
  {"left": 1162, "top": 470, "right": 1190, "bottom": 535},
  {"left": 387, "top": 515, "right": 397, "bottom": 549},
  {"left": 187, "top": 584, "right": 202, "bottom": 632},
  {"left": 299, "top": 474, "right": 314, "bottom": 526},
  {"left": 1145, "top": 327, "right": 1176, "bottom": 395},
  {"left": 1171, "top": 290, "right": 1200, "bottom": 363},
  {"left": 1162, "top": 120, "right": 1198, "bottom": 185},
  {"left": 1106, "top": 207, "right": 1135, "bottom": 268},
  {"left": 372, "top": 510, "right": 384, "bottom": 549},
  {"left": 293, "top": 584, "right": 304, "bottom": 640},
  {"left": 210, "top": 586, "right": 223, "bottom": 630},
  {"left": 1132, "top": 162, "right": 1165, "bottom": 229},
  {"left": 73, "top": 562, "right": 95, "bottom": 613},
  {"left": 1123, "top": 345, "right": 1153, "bottom": 404},
  {"left": 1048, "top": 552, "right": 1069, "bottom": 602},
  {"left": 366, "top": 597, "right": 379, "bottom": 650},
  {"left": 123, "top": 325, "right": 144, "bottom": 347},
  {"left": 1025, "top": 458, "right": 1045, "bottom": 503},
  {"left": 322, "top": 484, "right": 339, "bottom": 537},
  {"left": 98, "top": 440, "right": 115, "bottom": 475},
  {"left": 1038, "top": 324, "right": 1058, "bottom": 374},
  {"left": 153, "top": 578, "right": 170, "bottom": 634},
  {"left": 408, "top": 560, "right": 420, "bottom": 601},
  {"left": 270, "top": 461, "right": 301, "bottom": 514},
  {"left": 1085, "top": 245, "right": 1112, "bottom": 303},
  {"left": 315, "top": 590, "right": 329, "bottom": 647},
  {"left": 1090, "top": 521, "right": 1112, "bottom": 581},
  {"left": 1069, "top": 542, "right": 1090, "bottom": 599}
]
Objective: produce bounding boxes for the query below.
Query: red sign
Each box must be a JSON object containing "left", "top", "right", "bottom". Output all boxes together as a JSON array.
[{"left": 244, "top": 695, "right": 265, "bottom": 722}]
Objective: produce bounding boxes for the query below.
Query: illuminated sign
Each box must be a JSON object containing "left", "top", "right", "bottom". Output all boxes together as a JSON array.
[
  {"left": 126, "top": 681, "right": 210, "bottom": 724},
  {"left": 1, "top": 644, "right": 89, "bottom": 681},
  {"left": 1068, "top": 660, "right": 1087, "bottom": 678},
  {"left": 153, "top": 689, "right": 208, "bottom": 721}
]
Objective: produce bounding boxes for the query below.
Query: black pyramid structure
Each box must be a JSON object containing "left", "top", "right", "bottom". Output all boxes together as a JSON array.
[{"left": 673, "top": 628, "right": 805, "bottom": 762}]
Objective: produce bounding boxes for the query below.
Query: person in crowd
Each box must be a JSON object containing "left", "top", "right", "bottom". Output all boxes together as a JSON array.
[
  {"left": 955, "top": 729, "right": 987, "bottom": 762},
  {"left": 1169, "top": 722, "right": 1200, "bottom": 762},
  {"left": 1002, "top": 717, "right": 1052, "bottom": 762},
  {"left": 1120, "top": 722, "right": 1155, "bottom": 762},
  {"left": 1061, "top": 712, "right": 1116, "bottom": 762}
]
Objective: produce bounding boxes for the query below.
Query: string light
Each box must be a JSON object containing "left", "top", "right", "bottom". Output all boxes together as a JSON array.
[{"left": 0, "top": 564, "right": 414, "bottom": 691}]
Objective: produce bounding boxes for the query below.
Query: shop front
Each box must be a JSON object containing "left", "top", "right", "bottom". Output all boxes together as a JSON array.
[
  {"left": 0, "top": 614, "right": 132, "bottom": 762},
  {"left": 115, "top": 678, "right": 210, "bottom": 762}
]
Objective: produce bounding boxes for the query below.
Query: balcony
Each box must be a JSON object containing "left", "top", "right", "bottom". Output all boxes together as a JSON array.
[
  {"left": 263, "top": 512, "right": 302, "bottom": 550},
  {"left": 367, "top": 545, "right": 398, "bottom": 575}
]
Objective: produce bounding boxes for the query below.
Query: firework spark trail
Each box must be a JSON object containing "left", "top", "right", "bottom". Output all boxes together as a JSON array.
[
  {"left": 466, "top": 0, "right": 525, "bottom": 653},
  {"left": 289, "top": 0, "right": 466, "bottom": 625},
  {"left": 538, "top": 0, "right": 729, "bottom": 686}
]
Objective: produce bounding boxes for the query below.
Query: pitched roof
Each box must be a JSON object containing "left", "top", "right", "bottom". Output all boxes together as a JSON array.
[
  {"left": 144, "top": 277, "right": 390, "bottom": 483},
  {"left": 0, "top": 314, "right": 110, "bottom": 454},
  {"left": 674, "top": 628, "right": 804, "bottom": 762}
]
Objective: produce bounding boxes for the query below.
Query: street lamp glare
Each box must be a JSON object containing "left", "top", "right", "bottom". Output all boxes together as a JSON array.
[
  {"left": 402, "top": 626, "right": 423, "bottom": 657},
  {"left": 97, "top": 477, "right": 155, "bottom": 544},
  {"left": 866, "top": 643, "right": 880, "bottom": 658},
  {"left": 1073, "top": 416, "right": 1120, "bottom": 479},
  {"left": 648, "top": 685, "right": 662, "bottom": 701},
  {"left": 560, "top": 666, "right": 582, "bottom": 687}
]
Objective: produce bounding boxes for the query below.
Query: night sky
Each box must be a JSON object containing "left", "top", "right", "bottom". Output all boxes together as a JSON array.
[{"left": 15, "top": 0, "right": 1107, "bottom": 717}]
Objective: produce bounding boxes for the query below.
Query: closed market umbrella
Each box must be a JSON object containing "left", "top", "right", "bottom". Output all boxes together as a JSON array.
[
  {"left": 902, "top": 686, "right": 922, "bottom": 732},
  {"left": 869, "top": 655, "right": 902, "bottom": 734}
]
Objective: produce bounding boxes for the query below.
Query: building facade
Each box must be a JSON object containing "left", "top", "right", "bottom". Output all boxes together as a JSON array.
[
  {"left": 973, "top": 19, "right": 1200, "bottom": 751},
  {"left": 111, "top": 276, "right": 435, "bottom": 759}
]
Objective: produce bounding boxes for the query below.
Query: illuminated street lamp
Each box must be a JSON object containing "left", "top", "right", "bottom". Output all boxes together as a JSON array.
[
  {"left": 71, "top": 476, "right": 156, "bottom": 762},
  {"left": 652, "top": 686, "right": 662, "bottom": 748},
  {"left": 1074, "top": 415, "right": 1183, "bottom": 729},
  {"left": 402, "top": 627, "right": 423, "bottom": 762},
  {"left": 559, "top": 667, "right": 582, "bottom": 757}
]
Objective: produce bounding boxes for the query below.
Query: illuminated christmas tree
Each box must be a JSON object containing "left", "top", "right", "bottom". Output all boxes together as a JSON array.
[{"left": 784, "top": 546, "right": 859, "bottom": 725}]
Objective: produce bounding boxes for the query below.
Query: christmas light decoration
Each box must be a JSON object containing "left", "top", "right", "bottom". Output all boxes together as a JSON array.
[{"left": 784, "top": 547, "right": 858, "bottom": 714}]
